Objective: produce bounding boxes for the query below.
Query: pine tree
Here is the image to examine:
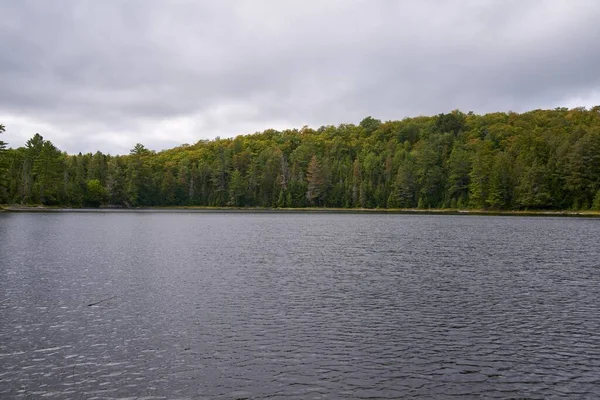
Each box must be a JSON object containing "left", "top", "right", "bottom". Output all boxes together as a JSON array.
[{"left": 0, "top": 124, "right": 8, "bottom": 202}]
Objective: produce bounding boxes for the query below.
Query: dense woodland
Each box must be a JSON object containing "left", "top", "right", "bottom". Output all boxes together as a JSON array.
[{"left": 1, "top": 108, "right": 600, "bottom": 210}]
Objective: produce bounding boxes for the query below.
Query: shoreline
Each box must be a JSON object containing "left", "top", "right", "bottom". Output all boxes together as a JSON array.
[{"left": 2, "top": 204, "right": 600, "bottom": 217}]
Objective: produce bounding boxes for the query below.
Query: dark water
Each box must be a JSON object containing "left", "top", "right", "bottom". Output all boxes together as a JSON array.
[{"left": 1, "top": 212, "right": 600, "bottom": 399}]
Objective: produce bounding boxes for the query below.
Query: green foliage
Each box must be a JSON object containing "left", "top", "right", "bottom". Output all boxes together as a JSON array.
[
  {"left": 3, "top": 107, "right": 600, "bottom": 210},
  {"left": 0, "top": 124, "right": 8, "bottom": 202},
  {"left": 593, "top": 190, "right": 600, "bottom": 211},
  {"left": 435, "top": 110, "right": 466, "bottom": 135},
  {"left": 359, "top": 116, "right": 382, "bottom": 136},
  {"left": 447, "top": 142, "right": 471, "bottom": 203},
  {"left": 229, "top": 169, "right": 245, "bottom": 206},
  {"left": 487, "top": 152, "right": 514, "bottom": 209},
  {"left": 469, "top": 141, "right": 493, "bottom": 209},
  {"left": 0, "top": 124, "right": 6, "bottom": 151},
  {"left": 85, "top": 179, "right": 106, "bottom": 207},
  {"left": 306, "top": 155, "right": 325, "bottom": 206}
]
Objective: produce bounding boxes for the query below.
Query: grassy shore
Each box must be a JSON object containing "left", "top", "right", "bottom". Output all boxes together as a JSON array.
[{"left": 2, "top": 204, "right": 600, "bottom": 217}]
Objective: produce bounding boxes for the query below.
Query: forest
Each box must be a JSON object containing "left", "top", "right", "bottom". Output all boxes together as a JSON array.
[{"left": 1, "top": 107, "right": 600, "bottom": 211}]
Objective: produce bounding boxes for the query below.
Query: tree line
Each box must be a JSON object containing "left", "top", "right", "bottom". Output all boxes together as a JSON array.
[{"left": 1, "top": 107, "right": 600, "bottom": 210}]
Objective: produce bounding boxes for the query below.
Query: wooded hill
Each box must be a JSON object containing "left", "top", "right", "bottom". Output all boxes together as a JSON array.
[{"left": 1, "top": 107, "right": 600, "bottom": 210}]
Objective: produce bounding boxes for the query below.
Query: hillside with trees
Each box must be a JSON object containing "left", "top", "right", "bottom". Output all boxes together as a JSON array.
[{"left": 1, "top": 108, "right": 600, "bottom": 211}]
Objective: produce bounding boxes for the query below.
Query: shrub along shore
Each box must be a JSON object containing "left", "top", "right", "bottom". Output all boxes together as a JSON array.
[{"left": 1, "top": 204, "right": 599, "bottom": 217}]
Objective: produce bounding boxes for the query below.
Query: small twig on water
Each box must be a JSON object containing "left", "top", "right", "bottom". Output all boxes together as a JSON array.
[{"left": 87, "top": 295, "right": 117, "bottom": 306}]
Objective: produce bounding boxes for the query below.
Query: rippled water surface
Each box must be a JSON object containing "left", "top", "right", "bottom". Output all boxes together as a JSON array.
[{"left": 1, "top": 212, "right": 600, "bottom": 399}]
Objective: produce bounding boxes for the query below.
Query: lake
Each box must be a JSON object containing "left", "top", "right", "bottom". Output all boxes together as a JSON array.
[{"left": 1, "top": 212, "right": 599, "bottom": 399}]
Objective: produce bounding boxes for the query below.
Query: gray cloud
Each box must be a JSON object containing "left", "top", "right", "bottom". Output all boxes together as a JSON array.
[{"left": 1, "top": 0, "right": 599, "bottom": 154}]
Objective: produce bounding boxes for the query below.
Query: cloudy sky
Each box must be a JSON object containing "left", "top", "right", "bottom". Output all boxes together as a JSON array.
[{"left": 1, "top": 0, "right": 599, "bottom": 154}]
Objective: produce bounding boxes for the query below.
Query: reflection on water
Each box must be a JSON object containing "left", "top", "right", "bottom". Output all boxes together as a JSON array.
[{"left": 1, "top": 212, "right": 600, "bottom": 399}]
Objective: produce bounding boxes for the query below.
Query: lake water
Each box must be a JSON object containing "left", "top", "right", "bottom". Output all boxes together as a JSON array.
[{"left": 1, "top": 212, "right": 599, "bottom": 399}]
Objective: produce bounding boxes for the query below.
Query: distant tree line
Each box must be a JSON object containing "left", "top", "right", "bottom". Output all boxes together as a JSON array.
[{"left": 1, "top": 107, "right": 600, "bottom": 210}]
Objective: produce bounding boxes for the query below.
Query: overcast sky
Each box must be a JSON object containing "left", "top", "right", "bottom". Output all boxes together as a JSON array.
[{"left": 1, "top": 0, "right": 600, "bottom": 154}]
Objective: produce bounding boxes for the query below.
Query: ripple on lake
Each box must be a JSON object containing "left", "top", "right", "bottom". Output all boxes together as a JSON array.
[{"left": 1, "top": 212, "right": 600, "bottom": 399}]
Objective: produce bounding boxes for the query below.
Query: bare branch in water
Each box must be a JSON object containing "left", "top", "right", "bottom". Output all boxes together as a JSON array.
[{"left": 87, "top": 296, "right": 117, "bottom": 306}]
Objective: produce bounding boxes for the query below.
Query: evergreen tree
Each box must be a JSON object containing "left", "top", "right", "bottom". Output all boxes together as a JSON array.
[
  {"left": 447, "top": 143, "right": 471, "bottom": 207},
  {"left": 0, "top": 124, "right": 8, "bottom": 201}
]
